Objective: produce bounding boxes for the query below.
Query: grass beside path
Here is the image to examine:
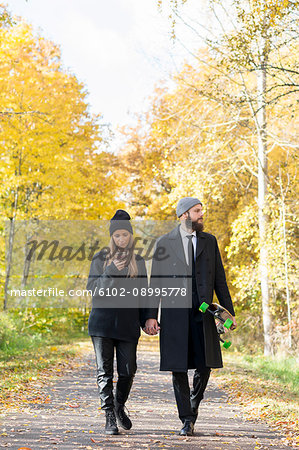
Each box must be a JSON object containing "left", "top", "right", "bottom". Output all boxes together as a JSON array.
[
  {"left": 213, "top": 351, "right": 299, "bottom": 448},
  {"left": 0, "top": 308, "right": 89, "bottom": 412},
  {"left": 0, "top": 337, "right": 90, "bottom": 413}
]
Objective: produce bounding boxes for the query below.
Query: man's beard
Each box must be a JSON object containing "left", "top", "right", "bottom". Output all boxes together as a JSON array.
[
  {"left": 186, "top": 217, "right": 204, "bottom": 232},
  {"left": 192, "top": 221, "right": 204, "bottom": 232}
]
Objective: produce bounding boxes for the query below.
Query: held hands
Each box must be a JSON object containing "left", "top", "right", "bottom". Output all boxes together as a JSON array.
[{"left": 143, "top": 319, "right": 160, "bottom": 336}]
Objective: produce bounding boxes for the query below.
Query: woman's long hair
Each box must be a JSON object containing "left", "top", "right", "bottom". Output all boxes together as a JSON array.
[{"left": 104, "top": 233, "right": 138, "bottom": 277}]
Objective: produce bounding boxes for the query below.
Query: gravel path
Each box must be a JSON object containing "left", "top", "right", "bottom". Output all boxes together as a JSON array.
[{"left": 0, "top": 341, "right": 287, "bottom": 449}]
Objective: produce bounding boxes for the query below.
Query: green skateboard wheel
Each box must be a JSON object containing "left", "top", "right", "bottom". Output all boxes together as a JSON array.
[
  {"left": 199, "top": 302, "right": 209, "bottom": 313},
  {"left": 224, "top": 318, "right": 233, "bottom": 329},
  {"left": 223, "top": 340, "right": 232, "bottom": 349}
]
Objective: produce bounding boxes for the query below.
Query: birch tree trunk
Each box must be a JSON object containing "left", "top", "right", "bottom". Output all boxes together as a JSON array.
[
  {"left": 4, "top": 190, "right": 18, "bottom": 310},
  {"left": 21, "top": 231, "right": 33, "bottom": 290},
  {"left": 279, "top": 170, "right": 292, "bottom": 349},
  {"left": 257, "top": 24, "right": 271, "bottom": 355}
]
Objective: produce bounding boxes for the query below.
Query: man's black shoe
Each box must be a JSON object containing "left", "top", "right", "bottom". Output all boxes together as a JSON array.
[
  {"left": 179, "top": 420, "right": 194, "bottom": 436},
  {"left": 105, "top": 410, "right": 119, "bottom": 435},
  {"left": 115, "top": 403, "right": 132, "bottom": 430}
]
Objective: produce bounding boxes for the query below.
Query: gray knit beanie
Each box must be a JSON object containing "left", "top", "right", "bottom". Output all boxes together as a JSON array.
[
  {"left": 176, "top": 197, "right": 202, "bottom": 217},
  {"left": 109, "top": 209, "right": 133, "bottom": 235}
]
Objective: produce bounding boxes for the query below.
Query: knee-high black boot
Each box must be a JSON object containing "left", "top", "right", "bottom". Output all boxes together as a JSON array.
[
  {"left": 115, "top": 375, "right": 134, "bottom": 405},
  {"left": 115, "top": 375, "right": 134, "bottom": 430}
]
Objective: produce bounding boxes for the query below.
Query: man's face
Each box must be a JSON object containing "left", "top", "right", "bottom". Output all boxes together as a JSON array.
[{"left": 185, "top": 204, "right": 204, "bottom": 232}]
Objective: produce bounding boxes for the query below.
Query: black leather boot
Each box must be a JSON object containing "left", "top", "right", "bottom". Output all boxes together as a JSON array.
[
  {"left": 115, "top": 402, "right": 132, "bottom": 430},
  {"left": 105, "top": 410, "right": 119, "bottom": 435},
  {"left": 115, "top": 375, "right": 134, "bottom": 430}
]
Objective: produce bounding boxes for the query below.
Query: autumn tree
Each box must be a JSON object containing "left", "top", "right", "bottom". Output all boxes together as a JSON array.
[
  {"left": 155, "top": 0, "right": 299, "bottom": 354},
  {"left": 0, "top": 6, "right": 122, "bottom": 308},
  {"left": 119, "top": 45, "right": 298, "bottom": 352}
]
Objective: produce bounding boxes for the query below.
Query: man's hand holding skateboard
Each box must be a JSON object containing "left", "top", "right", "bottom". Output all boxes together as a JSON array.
[
  {"left": 231, "top": 316, "right": 237, "bottom": 330},
  {"left": 199, "top": 302, "right": 237, "bottom": 348}
]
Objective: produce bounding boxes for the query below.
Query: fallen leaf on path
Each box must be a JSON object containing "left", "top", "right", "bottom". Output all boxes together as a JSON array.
[{"left": 90, "top": 437, "right": 104, "bottom": 444}]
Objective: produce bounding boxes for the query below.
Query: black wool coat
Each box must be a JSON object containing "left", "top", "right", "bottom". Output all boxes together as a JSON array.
[
  {"left": 87, "top": 249, "right": 148, "bottom": 342},
  {"left": 145, "top": 226, "right": 235, "bottom": 371}
]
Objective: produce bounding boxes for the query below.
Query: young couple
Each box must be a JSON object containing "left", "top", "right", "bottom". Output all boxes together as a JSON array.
[{"left": 86, "top": 198, "right": 237, "bottom": 436}]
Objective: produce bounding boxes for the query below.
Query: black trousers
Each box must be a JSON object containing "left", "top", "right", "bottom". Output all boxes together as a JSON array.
[
  {"left": 91, "top": 336, "right": 137, "bottom": 411},
  {"left": 172, "top": 312, "right": 211, "bottom": 423},
  {"left": 172, "top": 369, "right": 211, "bottom": 423}
]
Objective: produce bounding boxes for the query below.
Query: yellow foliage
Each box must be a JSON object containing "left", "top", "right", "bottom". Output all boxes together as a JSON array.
[{"left": 0, "top": 17, "right": 122, "bottom": 221}]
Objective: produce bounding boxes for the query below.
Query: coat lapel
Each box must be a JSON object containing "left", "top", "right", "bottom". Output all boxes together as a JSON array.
[
  {"left": 196, "top": 231, "right": 206, "bottom": 259},
  {"left": 168, "top": 226, "right": 186, "bottom": 265}
]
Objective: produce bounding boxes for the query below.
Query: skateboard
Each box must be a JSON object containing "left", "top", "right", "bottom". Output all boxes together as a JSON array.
[{"left": 199, "top": 302, "right": 234, "bottom": 348}]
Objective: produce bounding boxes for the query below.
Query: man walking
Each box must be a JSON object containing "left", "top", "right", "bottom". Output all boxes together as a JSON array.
[{"left": 144, "top": 197, "right": 237, "bottom": 436}]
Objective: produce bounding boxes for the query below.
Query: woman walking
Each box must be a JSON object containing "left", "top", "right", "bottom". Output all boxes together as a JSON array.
[{"left": 87, "top": 210, "right": 147, "bottom": 435}]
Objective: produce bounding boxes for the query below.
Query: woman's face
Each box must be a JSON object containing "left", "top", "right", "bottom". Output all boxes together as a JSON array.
[{"left": 112, "top": 229, "right": 131, "bottom": 249}]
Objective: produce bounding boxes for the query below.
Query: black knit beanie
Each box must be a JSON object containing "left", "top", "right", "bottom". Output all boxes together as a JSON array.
[{"left": 109, "top": 209, "right": 133, "bottom": 236}]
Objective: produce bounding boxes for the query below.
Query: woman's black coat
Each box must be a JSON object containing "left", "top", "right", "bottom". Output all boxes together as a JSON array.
[
  {"left": 87, "top": 249, "right": 147, "bottom": 342},
  {"left": 145, "top": 226, "right": 235, "bottom": 371}
]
